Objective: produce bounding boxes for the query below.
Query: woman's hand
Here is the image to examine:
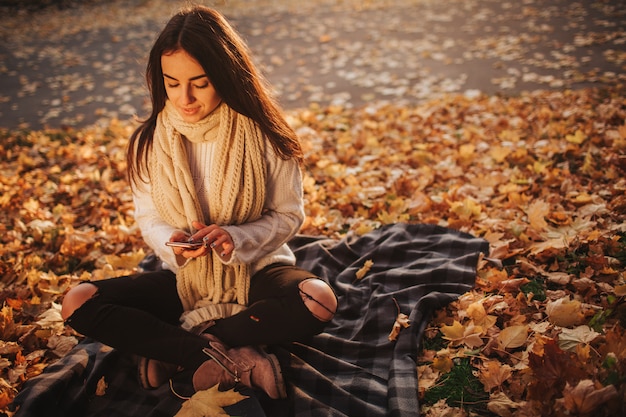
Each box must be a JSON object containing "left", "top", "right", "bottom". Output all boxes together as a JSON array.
[{"left": 170, "top": 220, "right": 234, "bottom": 261}]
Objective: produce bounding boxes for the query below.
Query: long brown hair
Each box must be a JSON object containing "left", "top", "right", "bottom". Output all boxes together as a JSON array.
[{"left": 127, "top": 5, "right": 302, "bottom": 185}]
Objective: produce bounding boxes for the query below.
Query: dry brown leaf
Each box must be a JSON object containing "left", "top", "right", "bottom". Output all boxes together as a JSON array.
[
  {"left": 497, "top": 325, "right": 529, "bottom": 350},
  {"left": 558, "top": 326, "right": 600, "bottom": 352},
  {"left": 95, "top": 376, "right": 107, "bottom": 396},
  {"left": 560, "top": 379, "right": 618, "bottom": 415},
  {"left": 417, "top": 364, "right": 440, "bottom": 393},
  {"left": 388, "top": 313, "right": 410, "bottom": 341},
  {"left": 479, "top": 360, "right": 513, "bottom": 392},
  {"left": 487, "top": 392, "right": 522, "bottom": 417},
  {"left": 546, "top": 297, "right": 584, "bottom": 327}
]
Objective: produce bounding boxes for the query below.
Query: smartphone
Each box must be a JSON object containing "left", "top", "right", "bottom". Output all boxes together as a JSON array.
[{"left": 165, "top": 241, "right": 204, "bottom": 249}]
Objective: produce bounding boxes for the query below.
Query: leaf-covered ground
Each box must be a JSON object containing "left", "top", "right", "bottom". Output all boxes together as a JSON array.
[{"left": 1, "top": 85, "right": 625, "bottom": 416}]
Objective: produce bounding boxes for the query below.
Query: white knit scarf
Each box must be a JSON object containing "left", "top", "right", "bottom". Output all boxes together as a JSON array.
[{"left": 150, "top": 100, "right": 266, "bottom": 311}]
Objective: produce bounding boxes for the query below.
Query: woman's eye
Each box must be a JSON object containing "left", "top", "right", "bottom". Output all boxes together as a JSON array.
[
  {"left": 194, "top": 83, "right": 209, "bottom": 89},
  {"left": 166, "top": 83, "right": 180, "bottom": 88}
]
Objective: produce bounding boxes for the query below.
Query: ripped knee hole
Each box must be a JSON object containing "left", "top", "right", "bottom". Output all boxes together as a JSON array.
[{"left": 298, "top": 279, "right": 337, "bottom": 322}]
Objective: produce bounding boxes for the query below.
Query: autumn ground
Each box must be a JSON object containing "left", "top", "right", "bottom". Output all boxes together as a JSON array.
[{"left": 1, "top": 0, "right": 626, "bottom": 416}]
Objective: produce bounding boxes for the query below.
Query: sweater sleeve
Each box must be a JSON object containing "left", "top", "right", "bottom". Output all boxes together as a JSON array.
[
  {"left": 132, "top": 181, "right": 185, "bottom": 272},
  {"left": 221, "top": 146, "right": 304, "bottom": 266}
]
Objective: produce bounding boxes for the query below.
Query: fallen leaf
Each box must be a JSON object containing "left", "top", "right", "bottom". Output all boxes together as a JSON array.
[
  {"left": 388, "top": 313, "right": 410, "bottom": 341},
  {"left": 528, "top": 339, "right": 586, "bottom": 402},
  {"left": 560, "top": 379, "right": 618, "bottom": 415},
  {"left": 497, "top": 325, "right": 529, "bottom": 350},
  {"left": 95, "top": 376, "right": 107, "bottom": 396},
  {"left": 546, "top": 297, "right": 584, "bottom": 327},
  {"left": 565, "top": 129, "right": 587, "bottom": 144},
  {"left": 558, "top": 326, "right": 600, "bottom": 352},
  {"left": 441, "top": 320, "right": 484, "bottom": 349},
  {"left": 418, "top": 364, "right": 440, "bottom": 393},
  {"left": 479, "top": 360, "right": 513, "bottom": 392},
  {"left": 174, "top": 384, "right": 248, "bottom": 417},
  {"left": 487, "top": 392, "right": 522, "bottom": 417},
  {"left": 526, "top": 200, "right": 549, "bottom": 232},
  {"left": 432, "top": 355, "right": 454, "bottom": 374},
  {"left": 354, "top": 259, "right": 373, "bottom": 281}
]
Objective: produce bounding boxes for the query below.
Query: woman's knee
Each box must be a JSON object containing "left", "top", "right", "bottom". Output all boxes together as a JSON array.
[
  {"left": 61, "top": 283, "right": 98, "bottom": 321},
  {"left": 298, "top": 279, "right": 338, "bottom": 322}
]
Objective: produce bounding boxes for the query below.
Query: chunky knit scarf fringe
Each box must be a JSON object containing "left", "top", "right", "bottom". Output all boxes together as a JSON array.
[{"left": 150, "top": 101, "right": 266, "bottom": 311}]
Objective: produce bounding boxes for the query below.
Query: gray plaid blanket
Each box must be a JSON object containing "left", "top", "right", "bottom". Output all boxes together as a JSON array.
[{"left": 12, "top": 223, "right": 489, "bottom": 417}]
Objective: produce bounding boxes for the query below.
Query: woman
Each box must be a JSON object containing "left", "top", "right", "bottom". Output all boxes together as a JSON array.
[{"left": 61, "top": 5, "right": 337, "bottom": 400}]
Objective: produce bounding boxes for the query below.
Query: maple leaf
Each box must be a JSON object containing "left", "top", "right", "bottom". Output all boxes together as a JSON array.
[
  {"left": 479, "top": 360, "right": 512, "bottom": 392},
  {"left": 432, "top": 355, "right": 454, "bottom": 374},
  {"left": 174, "top": 384, "right": 248, "bottom": 417},
  {"left": 465, "top": 301, "right": 496, "bottom": 329},
  {"left": 440, "top": 320, "right": 484, "bottom": 349},
  {"left": 527, "top": 339, "right": 586, "bottom": 403},
  {"left": 558, "top": 326, "right": 600, "bottom": 352}
]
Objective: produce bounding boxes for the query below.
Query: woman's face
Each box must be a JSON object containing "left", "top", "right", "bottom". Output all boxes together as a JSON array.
[{"left": 161, "top": 49, "right": 222, "bottom": 123}]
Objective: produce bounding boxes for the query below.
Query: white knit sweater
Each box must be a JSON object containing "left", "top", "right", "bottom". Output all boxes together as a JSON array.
[{"left": 133, "top": 137, "right": 304, "bottom": 294}]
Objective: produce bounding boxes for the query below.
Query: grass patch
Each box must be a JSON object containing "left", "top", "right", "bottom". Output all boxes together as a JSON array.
[
  {"left": 520, "top": 277, "right": 546, "bottom": 302},
  {"left": 423, "top": 357, "right": 489, "bottom": 414}
]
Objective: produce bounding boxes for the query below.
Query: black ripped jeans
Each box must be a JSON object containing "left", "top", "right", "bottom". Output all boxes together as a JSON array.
[{"left": 65, "top": 264, "right": 331, "bottom": 370}]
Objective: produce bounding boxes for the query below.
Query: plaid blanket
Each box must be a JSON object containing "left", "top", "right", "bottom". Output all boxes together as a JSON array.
[{"left": 12, "top": 223, "right": 489, "bottom": 417}]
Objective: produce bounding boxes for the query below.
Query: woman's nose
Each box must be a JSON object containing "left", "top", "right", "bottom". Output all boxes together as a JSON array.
[{"left": 180, "top": 86, "right": 196, "bottom": 105}]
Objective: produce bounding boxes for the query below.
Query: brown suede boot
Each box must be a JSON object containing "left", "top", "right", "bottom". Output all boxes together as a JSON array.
[
  {"left": 137, "top": 357, "right": 181, "bottom": 390},
  {"left": 192, "top": 337, "right": 287, "bottom": 399}
]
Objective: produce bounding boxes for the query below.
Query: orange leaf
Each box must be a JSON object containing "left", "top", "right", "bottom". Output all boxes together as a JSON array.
[{"left": 479, "top": 360, "right": 512, "bottom": 391}]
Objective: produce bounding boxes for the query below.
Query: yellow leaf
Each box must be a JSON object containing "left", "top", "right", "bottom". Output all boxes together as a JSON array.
[
  {"left": 174, "top": 385, "right": 248, "bottom": 417},
  {"left": 449, "top": 197, "right": 482, "bottom": 221},
  {"left": 355, "top": 259, "right": 374, "bottom": 281},
  {"left": 440, "top": 320, "right": 465, "bottom": 341},
  {"left": 497, "top": 325, "right": 529, "bottom": 350},
  {"left": 432, "top": 356, "right": 453, "bottom": 373},
  {"left": 565, "top": 129, "right": 586, "bottom": 144},
  {"left": 441, "top": 320, "right": 484, "bottom": 348}
]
